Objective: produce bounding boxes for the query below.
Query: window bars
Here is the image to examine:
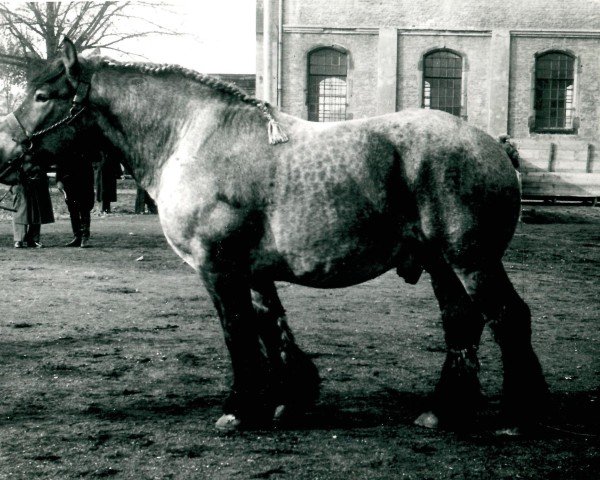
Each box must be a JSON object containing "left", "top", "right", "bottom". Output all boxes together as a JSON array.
[
  {"left": 308, "top": 48, "right": 348, "bottom": 122},
  {"left": 422, "top": 50, "right": 462, "bottom": 117},
  {"left": 534, "top": 52, "right": 575, "bottom": 130}
]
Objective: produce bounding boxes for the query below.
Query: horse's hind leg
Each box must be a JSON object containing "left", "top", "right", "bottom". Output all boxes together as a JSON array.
[
  {"left": 415, "top": 257, "right": 486, "bottom": 429},
  {"left": 251, "top": 281, "right": 321, "bottom": 421},
  {"left": 456, "top": 261, "right": 548, "bottom": 428}
]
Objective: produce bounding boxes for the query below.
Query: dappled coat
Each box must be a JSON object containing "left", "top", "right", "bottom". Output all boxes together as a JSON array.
[{"left": 12, "top": 174, "right": 54, "bottom": 225}]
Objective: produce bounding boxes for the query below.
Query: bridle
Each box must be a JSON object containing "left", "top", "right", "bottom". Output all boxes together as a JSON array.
[{"left": 0, "top": 77, "right": 90, "bottom": 183}]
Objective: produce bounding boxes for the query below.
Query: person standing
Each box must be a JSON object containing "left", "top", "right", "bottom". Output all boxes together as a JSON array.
[
  {"left": 135, "top": 187, "right": 158, "bottom": 214},
  {"left": 56, "top": 143, "right": 97, "bottom": 248},
  {"left": 12, "top": 170, "right": 55, "bottom": 248},
  {"left": 498, "top": 134, "right": 521, "bottom": 170},
  {"left": 95, "top": 146, "right": 123, "bottom": 214}
]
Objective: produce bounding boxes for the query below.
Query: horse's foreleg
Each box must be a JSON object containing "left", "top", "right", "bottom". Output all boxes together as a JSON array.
[
  {"left": 251, "top": 281, "right": 321, "bottom": 422},
  {"left": 415, "top": 258, "right": 485, "bottom": 429},
  {"left": 457, "top": 262, "right": 548, "bottom": 429},
  {"left": 200, "top": 264, "right": 273, "bottom": 431}
]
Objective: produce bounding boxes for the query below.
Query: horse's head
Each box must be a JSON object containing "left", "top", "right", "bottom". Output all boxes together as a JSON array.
[{"left": 0, "top": 38, "right": 92, "bottom": 185}]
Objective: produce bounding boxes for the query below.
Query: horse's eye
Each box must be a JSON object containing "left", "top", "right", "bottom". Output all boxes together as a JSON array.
[{"left": 35, "top": 92, "right": 49, "bottom": 102}]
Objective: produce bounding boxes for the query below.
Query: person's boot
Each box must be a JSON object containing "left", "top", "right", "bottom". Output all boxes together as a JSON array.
[
  {"left": 67, "top": 209, "right": 82, "bottom": 247},
  {"left": 80, "top": 212, "right": 91, "bottom": 248},
  {"left": 65, "top": 236, "right": 82, "bottom": 247}
]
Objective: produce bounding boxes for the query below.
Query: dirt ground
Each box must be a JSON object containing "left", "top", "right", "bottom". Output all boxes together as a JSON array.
[{"left": 0, "top": 197, "right": 598, "bottom": 479}]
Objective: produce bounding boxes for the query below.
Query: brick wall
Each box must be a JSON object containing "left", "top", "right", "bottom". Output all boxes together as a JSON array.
[
  {"left": 281, "top": 33, "right": 379, "bottom": 119},
  {"left": 509, "top": 36, "right": 600, "bottom": 140},
  {"left": 283, "top": 0, "right": 600, "bottom": 31},
  {"left": 508, "top": 36, "right": 600, "bottom": 177},
  {"left": 397, "top": 34, "right": 491, "bottom": 132}
]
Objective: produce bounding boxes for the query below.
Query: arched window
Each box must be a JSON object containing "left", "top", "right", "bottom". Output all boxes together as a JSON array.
[
  {"left": 534, "top": 51, "right": 575, "bottom": 131},
  {"left": 422, "top": 50, "right": 463, "bottom": 117},
  {"left": 307, "top": 48, "right": 348, "bottom": 122}
]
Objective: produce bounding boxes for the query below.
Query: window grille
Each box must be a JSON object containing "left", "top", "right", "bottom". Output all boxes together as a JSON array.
[
  {"left": 534, "top": 52, "right": 575, "bottom": 130},
  {"left": 422, "top": 50, "right": 462, "bottom": 117},
  {"left": 308, "top": 48, "right": 348, "bottom": 122}
]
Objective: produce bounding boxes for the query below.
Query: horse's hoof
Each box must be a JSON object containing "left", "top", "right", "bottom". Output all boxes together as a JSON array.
[
  {"left": 495, "top": 427, "right": 522, "bottom": 436},
  {"left": 215, "top": 414, "right": 241, "bottom": 432},
  {"left": 272, "top": 404, "right": 297, "bottom": 425},
  {"left": 272, "top": 404, "right": 306, "bottom": 427},
  {"left": 414, "top": 411, "right": 439, "bottom": 429},
  {"left": 273, "top": 404, "right": 287, "bottom": 420}
]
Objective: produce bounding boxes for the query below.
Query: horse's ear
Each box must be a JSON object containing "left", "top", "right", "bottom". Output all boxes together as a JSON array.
[{"left": 61, "top": 37, "right": 81, "bottom": 81}]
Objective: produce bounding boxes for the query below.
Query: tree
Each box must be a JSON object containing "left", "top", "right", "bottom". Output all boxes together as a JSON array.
[
  {"left": 0, "top": 1, "right": 175, "bottom": 62},
  {"left": 0, "top": 1, "right": 176, "bottom": 113},
  {"left": 0, "top": 33, "right": 25, "bottom": 114}
]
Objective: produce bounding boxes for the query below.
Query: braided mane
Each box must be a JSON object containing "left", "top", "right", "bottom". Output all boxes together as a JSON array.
[
  {"left": 100, "top": 59, "right": 260, "bottom": 107},
  {"left": 94, "top": 58, "right": 287, "bottom": 144}
]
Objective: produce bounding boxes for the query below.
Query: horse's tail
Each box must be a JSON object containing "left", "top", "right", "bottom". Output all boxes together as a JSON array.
[{"left": 411, "top": 129, "right": 521, "bottom": 273}]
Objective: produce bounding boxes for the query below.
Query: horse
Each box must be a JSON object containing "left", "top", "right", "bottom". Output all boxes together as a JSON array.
[{"left": 0, "top": 38, "right": 547, "bottom": 432}]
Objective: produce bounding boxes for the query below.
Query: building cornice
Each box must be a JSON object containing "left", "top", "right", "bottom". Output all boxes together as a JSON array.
[
  {"left": 399, "top": 29, "right": 491, "bottom": 37},
  {"left": 283, "top": 25, "right": 379, "bottom": 35},
  {"left": 282, "top": 25, "right": 600, "bottom": 39},
  {"left": 283, "top": 26, "right": 491, "bottom": 36},
  {"left": 511, "top": 30, "right": 600, "bottom": 39}
]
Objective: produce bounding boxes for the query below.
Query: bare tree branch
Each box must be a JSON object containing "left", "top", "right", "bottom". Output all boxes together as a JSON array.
[
  {"left": 74, "top": 2, "right": 113, "bottom": 49},
  {"left": 27, "top": 2, "right": 48, "bottom": 36},
  {"left": 0, "top": 5, "right": 45, "bottom": 38},
  {"left": 61, "top": 2, "right": 91, "bottom": 41},
  {"left": 93, "top": 29, "right": 180, "bottom": 49},
  {"left": 0, "top": 0, "right": 183, "bottom": 113},
  {"left": 0, "top": 10, "right": 41, "bottom": 58},
  {"left": 0, "top": 0, "right": 181, "bottom": 67},
  {"left": 0, "top": 52, "right": 28, "bottom": 67}
]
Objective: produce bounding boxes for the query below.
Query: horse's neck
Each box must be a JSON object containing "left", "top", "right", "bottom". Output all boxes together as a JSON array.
[{"left": 90, "top": 68, "right": 245, "bottom": 189}]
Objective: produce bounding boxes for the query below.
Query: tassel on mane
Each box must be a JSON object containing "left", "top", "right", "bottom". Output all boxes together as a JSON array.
[
  {"left": 97, "top": 59, "right": 289, "bottom": 146},
  {"left": 259, "top": 103, "right": 289, "bottom": 145}
]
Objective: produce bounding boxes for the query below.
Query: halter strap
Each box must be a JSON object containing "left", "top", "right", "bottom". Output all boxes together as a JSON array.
[
  {"left": 11, "top": 76, "right": 91, "bottom": 145},
  {"left": 72, "top": 80, "right": 90, "bottom": 107}
]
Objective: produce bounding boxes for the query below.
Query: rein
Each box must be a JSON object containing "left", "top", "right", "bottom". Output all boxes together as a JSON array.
[{"left": 0, "top": 79, "right": 90, "bottom": 184}]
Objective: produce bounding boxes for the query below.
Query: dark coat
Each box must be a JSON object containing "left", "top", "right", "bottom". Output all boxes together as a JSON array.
[
  {"left": 95, "top": 150, "right": 123, "bottom": 203},
  {"left": 56, "top": 148, "right": 96, "bottom": 210},
  {"left": 12, "top": 174, "right": 55, "bottom": 225}
]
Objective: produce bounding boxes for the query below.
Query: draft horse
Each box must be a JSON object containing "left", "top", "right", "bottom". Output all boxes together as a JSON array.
[{"left": 0, "top": 39, "right": 547, "bottom": 432}]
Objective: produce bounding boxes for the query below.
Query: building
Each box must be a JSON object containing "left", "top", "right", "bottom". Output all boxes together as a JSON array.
[
  {"left": 211, "top": 74, "right": 256, "bottom": 97},
  {"left": 256, "top": 0, "right": 600, "bottom": 200}
]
